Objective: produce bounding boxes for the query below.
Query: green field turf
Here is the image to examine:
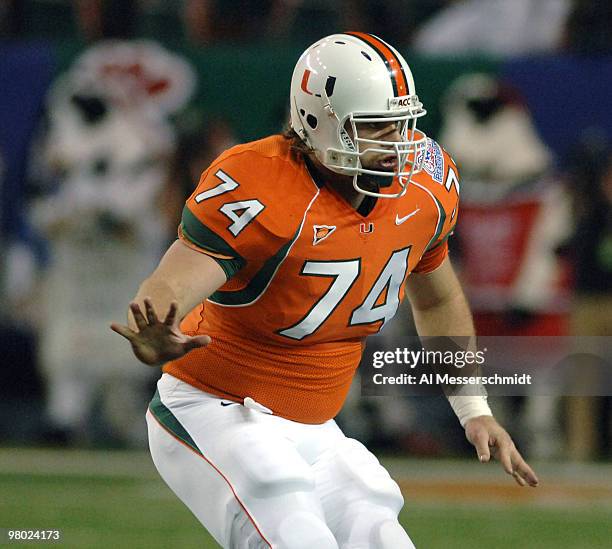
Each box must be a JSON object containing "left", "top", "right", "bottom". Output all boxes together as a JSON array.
[{"left": 1, "top": 449, "right": 611, "bottom": 548}]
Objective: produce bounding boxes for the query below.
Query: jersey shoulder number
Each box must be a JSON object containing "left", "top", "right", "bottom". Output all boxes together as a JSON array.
[
  {"left": 180, "top": 141, "right": 315, "bottom": 275},
  {"left": 192, "top": 168, "right": 265, "bottom": 237}
]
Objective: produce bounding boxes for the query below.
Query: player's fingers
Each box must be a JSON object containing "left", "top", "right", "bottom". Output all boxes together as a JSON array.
[
  {"left": 469, "top": 428, "right": 491, "bottom": 462},
  {"left": 184, "top": 335, "right": 211, "bottom": 351},
  {"left": 512, "top": 450, "right": 539, "bottom": 487},
  {"left": 144, "top": 298, "right": 159, "bottom": 324},
  {"left": 164, "top": 301, "right": 179, "bottom": 326},
  {"left": 130, "top": 302, "right": 148, "bottom": 331},
  {"left": 110, "top": 323, "right": 137, "bottom": 340},
  {"left": 492, "top": 439, "right": 514, "bottom": 475},
  {"left": 511, "top": 470, "right": 527, "bottom": 487}
]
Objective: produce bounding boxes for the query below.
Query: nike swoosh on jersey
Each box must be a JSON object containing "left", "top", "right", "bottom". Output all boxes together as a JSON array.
[
  {"left": 220, "top": 401, "right": 239, "bottom": 407},
  {"left": 395, "top": 208, "right": 420, "bottom": 225}
]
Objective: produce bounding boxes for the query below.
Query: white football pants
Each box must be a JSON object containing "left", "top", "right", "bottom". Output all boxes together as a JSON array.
[{"left": 147, "top": 374, "right": 415, "bottom": 549}]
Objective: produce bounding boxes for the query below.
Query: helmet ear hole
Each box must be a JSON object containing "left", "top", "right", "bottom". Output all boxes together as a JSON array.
[{"left": 306, "top": 114, "right": 318, "bottom": 129}]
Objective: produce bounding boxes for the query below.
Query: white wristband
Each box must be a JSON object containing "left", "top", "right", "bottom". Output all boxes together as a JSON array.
[{"left": 447, "top": 395, "right": 493, "bottom": 428}]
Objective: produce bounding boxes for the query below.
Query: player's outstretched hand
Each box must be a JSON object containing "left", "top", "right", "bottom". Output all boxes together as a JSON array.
[
  {"left": 465, "top": 415, "right": 539, "bottom": 487},
  {"left": 110, "top": 298, "right": 211, "bottom": 366}
]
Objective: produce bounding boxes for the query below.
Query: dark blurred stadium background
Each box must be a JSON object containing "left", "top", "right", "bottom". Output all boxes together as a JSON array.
[{"left": 1, "top": 1, "right": 611, "bottom": 547}]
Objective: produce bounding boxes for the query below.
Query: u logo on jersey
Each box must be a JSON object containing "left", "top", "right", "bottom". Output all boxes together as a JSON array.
[
  {"left": 360, "top": 222, "right": 374, "bottom": 234},
  {"left": 313, "top": 225, "right": 336, "bottom": 245}
]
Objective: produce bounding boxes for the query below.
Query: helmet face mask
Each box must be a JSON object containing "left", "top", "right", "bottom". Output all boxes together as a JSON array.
[{"left": 290, "top": 32, "right": 427, "bottom": 198}]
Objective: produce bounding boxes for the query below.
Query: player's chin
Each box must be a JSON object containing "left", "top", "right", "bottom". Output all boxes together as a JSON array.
[
  {"left": 377, "top": 172, "right": 396, "bottom": 188},
  {"left": 358, "top": 172, "right": 395, "bottom": 189}
]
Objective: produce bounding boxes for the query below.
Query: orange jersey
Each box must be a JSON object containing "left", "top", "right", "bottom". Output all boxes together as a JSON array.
[{"left": 164, "top": 134, "right": 460, "bottom": 423}]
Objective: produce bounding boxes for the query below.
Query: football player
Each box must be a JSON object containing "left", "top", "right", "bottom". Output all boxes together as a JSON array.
[{"left": 112, "top": 33, "right": 539, "bottom": 548}]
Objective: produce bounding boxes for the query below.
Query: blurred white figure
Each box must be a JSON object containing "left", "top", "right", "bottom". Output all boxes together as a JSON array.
[
  {"left": 440, "top": 73, "right": 571, "bottom": 316},
  {"left": 439, "top": 73, "right": 572, "bottom": 459},
  {"left": 66, "top": 39, "right": 195, "bottom": 116},
  {"left": 32, "top": 41, "right": 195, "bottom": 445},
  {"left": 413, "top": 0, "right": 571, "bottom": 57}
]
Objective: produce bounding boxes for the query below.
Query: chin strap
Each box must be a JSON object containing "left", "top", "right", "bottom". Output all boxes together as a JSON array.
[
  {"left": 352, "top": 172, "right": 408, "bottom": 198},
  {"left": 362, "top": 173, "right": 395, "bottom": 189}
]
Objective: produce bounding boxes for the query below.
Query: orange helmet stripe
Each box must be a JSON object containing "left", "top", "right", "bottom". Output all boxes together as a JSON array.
[{"left": 345, "top": 32, "right": 408, "bottom": 97}]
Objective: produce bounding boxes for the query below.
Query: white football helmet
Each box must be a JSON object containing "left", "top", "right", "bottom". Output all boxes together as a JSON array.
[{"left": 290, "top": 32, "right": 427, "bottom": 198}]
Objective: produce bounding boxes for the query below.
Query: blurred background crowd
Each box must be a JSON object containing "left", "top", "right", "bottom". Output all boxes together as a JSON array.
[{"left": 1, "top": 0, "right": 611, "bottom": 463}]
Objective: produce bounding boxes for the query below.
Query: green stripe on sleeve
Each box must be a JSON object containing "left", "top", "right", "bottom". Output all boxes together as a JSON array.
[
  {"left": 428, "top": 226, "right": 454, "bottom": 250},
  {"left": 182, "top": 206, "right": 240, "bottom": 257},
  {"left": 208, "top": 255, "right": 244, "bottom": 280},
  {"left": 181, "top": 206, "right": 246, "bottom": 278},
  {"left": 425, "top": 196, "right": 447, "bottom": 251}
]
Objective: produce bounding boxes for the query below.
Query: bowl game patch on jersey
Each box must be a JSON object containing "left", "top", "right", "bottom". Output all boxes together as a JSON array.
[{"left": 417, "top": 137, "right": 445, "bottom": 184}]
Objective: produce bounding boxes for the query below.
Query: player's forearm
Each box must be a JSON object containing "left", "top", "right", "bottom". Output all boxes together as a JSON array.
[
  {"left": 407, "top": 260, "right": 478, "bottom": 378},
  {"left": 414, "top": 296, "right": 492, "bottom": 425},
  {"left": 127, "top": 241, "right": 228, "bottom": 331},
  {"left": 411, "top": 289, "right": 475, "bottom": 338},
  {"left": 409, "top": 280, "right": 491, "bottom": 425},
  {"left": 411, "top": 288, "right": 479, "bottom": 382},
  {"left": 128, "top": 277, "right": 183, "bottom": 331},
  {"left": 406, "top": 257, "right": 475, "bottom": 338}
]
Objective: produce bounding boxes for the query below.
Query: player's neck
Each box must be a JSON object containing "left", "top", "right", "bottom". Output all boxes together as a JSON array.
[{"left": 305, "top": 155, "right": 367, "bottom": 210}]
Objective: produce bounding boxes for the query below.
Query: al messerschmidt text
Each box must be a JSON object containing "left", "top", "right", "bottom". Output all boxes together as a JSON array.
[{"left": 372, "top": 373, "right": 533, "bottom": 385}]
